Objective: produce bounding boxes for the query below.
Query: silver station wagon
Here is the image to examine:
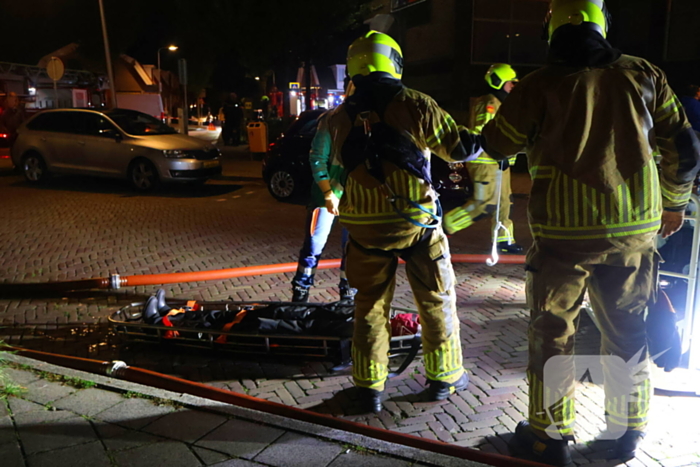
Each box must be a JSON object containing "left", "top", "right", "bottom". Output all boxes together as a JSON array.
[{"left": 12, "top": 108, "right": 222, "bottom": 191}]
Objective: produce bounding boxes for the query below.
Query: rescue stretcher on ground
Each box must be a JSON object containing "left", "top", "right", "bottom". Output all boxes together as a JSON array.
[{"left": 109, "top": 299, "right": 422, "bottom": 377}]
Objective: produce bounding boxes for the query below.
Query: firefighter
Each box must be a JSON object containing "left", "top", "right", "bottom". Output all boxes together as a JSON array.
[
  {"left": 318, "top": 31, "right": 484, "bottom": 413},
  {"left": 481, "top": 1, "right": 700, "bottom": 465},
  {"left": 443, "top": 64, "right": 523, "bottom": 254}
]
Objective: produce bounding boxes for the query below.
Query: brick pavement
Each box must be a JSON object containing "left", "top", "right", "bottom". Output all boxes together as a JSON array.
[{"left": 1, "top": 149, "right": 699, "bottom": 467}]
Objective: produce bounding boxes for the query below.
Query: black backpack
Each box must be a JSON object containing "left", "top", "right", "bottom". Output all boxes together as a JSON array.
[{"left": 340, "top": 109, "right": 441, "bottom": 229}]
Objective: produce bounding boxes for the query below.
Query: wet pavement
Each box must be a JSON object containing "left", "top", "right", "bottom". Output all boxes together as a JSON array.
[{"left": 1, "top": 139, "right": 699, "bottom": 466}]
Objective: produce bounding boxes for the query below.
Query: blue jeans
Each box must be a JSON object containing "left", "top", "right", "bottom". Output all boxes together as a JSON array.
[{"left": 292, "top": 207, "right": 349, "bottom": 289}]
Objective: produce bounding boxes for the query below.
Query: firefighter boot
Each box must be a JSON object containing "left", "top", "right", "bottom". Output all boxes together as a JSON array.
[
  {"left": 155, "top": 288, "right": 170, "bottom": 313},
  {"left": 615, "top": 431, "right": 645, "bottom": 461},
  {"left": 292, "top": 286, "right": 310, "bottom": 303},
  {"left": 143, "top": 296, "right": 160, "bottom": 323},
  {"left": 357, "top": 387, "right": 383, "bottom": 414},
  {"left": 509, "top": 421, "right": 572, "bottom": 467},
  {"left": 498, "top": 241, "right": 524, "bottom": 254},
  {"left": 426, "top": 372, "right": 469, "bottom": 401}
]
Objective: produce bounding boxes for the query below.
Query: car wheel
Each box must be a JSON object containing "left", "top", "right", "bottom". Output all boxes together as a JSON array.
[
  {"left": 22, "top": 152, "right": 50, "bottom": 183},
  {"left": 129, "top": 158, "right": 160, "bottom": 192},
  {"left": 267, "top": 168, "right": 298, "bottom": 200}
]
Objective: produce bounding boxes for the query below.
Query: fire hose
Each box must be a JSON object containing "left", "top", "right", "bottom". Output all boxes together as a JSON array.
[
  {"left": 8, "top": 347, "right": 547, "bottom": 467},
  {"left": 0, "top": 255, "right": 525, "bottom": 294}
]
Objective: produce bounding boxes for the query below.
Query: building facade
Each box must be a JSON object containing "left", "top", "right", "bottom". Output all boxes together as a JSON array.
[{"left": 366, "top": 0, "right": 700, "bottom": 111}]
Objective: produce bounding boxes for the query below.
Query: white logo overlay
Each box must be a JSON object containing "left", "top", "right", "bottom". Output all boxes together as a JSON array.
[{"left": 541, "top": 349, "right": 651, "bottom": 440}]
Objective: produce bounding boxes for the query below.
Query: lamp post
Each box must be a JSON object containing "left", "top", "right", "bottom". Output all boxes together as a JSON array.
[
  {"left": 98, "top": 0, "right": 117, "bottom": 108},
  {"left": 157, "top": 45, "right": 178, "bottom": 119}
]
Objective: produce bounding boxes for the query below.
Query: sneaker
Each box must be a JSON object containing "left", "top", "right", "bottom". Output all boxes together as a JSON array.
[
  {"left": 509, "top": 421, "right": 572, "bottom": 467},
  {"left": 498, "top": 241, "right": 524, "bottom": 254},
  {"left": 338, "top": 284, "right": 357, "bottom": 300},
  {"left": 426, "top": 372, "right": 469, "bottom": 401},
  {"left": 614, "top": 430, "right": 644, "bottom": 460},
  {"left": 292, "top": 286, "right": 309, "bottom": 303},
  {"left": 357, "top": 387, "right": 383, "bottom": 414}
]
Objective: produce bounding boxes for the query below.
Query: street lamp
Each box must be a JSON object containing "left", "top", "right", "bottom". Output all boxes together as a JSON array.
[{"left": 157, "top": 45, "right": 178, "bottom": 119}]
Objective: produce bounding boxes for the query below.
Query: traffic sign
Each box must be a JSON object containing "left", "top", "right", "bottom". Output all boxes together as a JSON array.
[
  {"left": 46, "top": 57, "right": 65, "bottom": 81},
  {"left": 289, "top": 82, "right": 300, "bottom": 90}
]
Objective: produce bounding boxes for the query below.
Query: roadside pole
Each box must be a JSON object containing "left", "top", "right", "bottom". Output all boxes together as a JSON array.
[
  {"left": 46, "top": 57, "right": 64, "bottom": 108},
  {"left": 178, "top": 58, "right": 188, "bottom": 135},
  {"left": 98, "top": 0, "right": 117, "bottom": 108}
]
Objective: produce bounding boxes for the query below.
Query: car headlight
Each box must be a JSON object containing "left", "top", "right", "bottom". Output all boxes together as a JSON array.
[{"left": 163, "top": 149, "right": 188, "bottom": 158}]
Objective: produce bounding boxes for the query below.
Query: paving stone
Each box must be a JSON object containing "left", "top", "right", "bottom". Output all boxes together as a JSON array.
[
  {"left": 113, "top": 440, "right": 202, "bottom": 467},
  {"left": 0, "top": 410, "right": 18, "bottom": 445},
  {"left": 253, "top": 431, "right": 345, "bottom": 467},
  {"left": 2, "top": 367, "right": 40, "bottom": 386},
  {"left": 210, "top": 459, "right": 267, "bottom": 466},
  {"left": 93, "top": 398, "right": 175, "bottom": 429},
  {"left": 0, "top": 440, "right": 24, "bottom": 467},
  {"left": 328, "top": 449, "right": 413, "bottom": 467},
  {"left": 192, "top": 446, "right": 233, "bottom": 465},
  {"left": 141, "top": 408, "right": 227, "bottom": 443},
  {"left": 93, "top": 420, "right": 164, "bottom": 452},
  {"left": 51, "top": 387, "right": 124, "bottom": 417},
  {"left": 26, "top": 440, "right": 110, "bottom": 467},
  {"left": 195, "top": 419, "right": 285, "bottom": 459},
  {"left": 20, "top": 379, "right": 77, "bottom": 406},
  {"left": 16, "top": 411, "right": 96, "bottom": 455},
  {"left": 8, "top": 397, "right": 51, "bottom": 416}
]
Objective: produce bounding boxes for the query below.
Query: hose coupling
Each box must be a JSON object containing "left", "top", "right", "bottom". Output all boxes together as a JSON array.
[
  {"left": 109, "top": 273, "right": 122, "bottom": 290},
  {"left": 106, "top": 360, "right": 128, "bottom": 377}
]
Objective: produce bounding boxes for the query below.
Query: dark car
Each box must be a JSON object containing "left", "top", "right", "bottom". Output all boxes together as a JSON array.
[{"left": 262, "top": 110, "right": 472, "bottom": 205}]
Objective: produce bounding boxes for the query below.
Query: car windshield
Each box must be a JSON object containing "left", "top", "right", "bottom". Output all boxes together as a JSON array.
[{"left": 106, "top": 109, "right": 177, "bottom": 135}]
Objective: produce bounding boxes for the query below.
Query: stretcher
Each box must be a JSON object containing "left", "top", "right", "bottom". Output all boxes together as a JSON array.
[
  {"left": 639, "top": 194, "right": 700, "bottom": 395},
  {"left": 109, "top": 298, "right": 422, "bottom": 377}
]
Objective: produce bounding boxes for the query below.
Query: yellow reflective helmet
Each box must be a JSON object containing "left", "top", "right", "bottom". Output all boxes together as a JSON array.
[
  {"left": 347, "top": 31, "right": 403, "bottom": 80},
  {"left": 546, "top": 0, "right": 609, "bottom": 41},
  {"left": 485, "top": 63, "right": 517, "bottom": 90}
]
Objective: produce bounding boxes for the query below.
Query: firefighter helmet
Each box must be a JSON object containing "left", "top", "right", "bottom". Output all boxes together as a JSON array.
[
  {"left": 485, "top": 64, "right": 517, "bottom": 90},
  {"left": 347, "top": 31, "right": 403, "bottom": 80},
  {"left": 545, "top": 0, "right": 610, "bottom": 41}
]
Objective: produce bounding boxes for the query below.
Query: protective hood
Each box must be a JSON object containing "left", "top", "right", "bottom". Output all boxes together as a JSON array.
[{"left": 548, "top": 23, "right": 621, "bottom": 67}]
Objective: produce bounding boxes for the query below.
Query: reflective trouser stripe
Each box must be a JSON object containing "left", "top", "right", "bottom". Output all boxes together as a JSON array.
[
  {"left": 605, "top": 378, "right": 651, "bottom": 431},
  {"left": 528, "top": 371, "right": 576, "bottom": 438},
  {"left": 423, "top": 333, "right": 464, "bottom": 382},
  {"left": 352, "top": 345, "right": 388, "bottom": 390}
]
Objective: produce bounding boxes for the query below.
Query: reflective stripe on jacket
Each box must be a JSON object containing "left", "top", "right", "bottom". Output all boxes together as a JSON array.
[
  {"left": 470, "top": 94, "right": 516, "bottom": 165},
  {"left": 482, "top": 54, "right": 700, "bottom": 240},
  {"left": 326, "top": 87, "right": 467, "bottom": 230}
]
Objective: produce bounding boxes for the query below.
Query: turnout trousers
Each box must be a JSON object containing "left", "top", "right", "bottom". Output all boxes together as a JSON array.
[
  {"left": 444, "top": 162, "right": 514, "bottom": 242},
  {"left": 345, "top": 227, "right": 465, "bottom": 391},
  {"left": 525, "top": 233, "right": 656, "bottom": 439}
]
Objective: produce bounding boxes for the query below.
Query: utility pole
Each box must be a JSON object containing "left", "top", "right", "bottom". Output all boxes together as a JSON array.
[{"left": 98, "top": 0, "right": 117, "bottom": 108}]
